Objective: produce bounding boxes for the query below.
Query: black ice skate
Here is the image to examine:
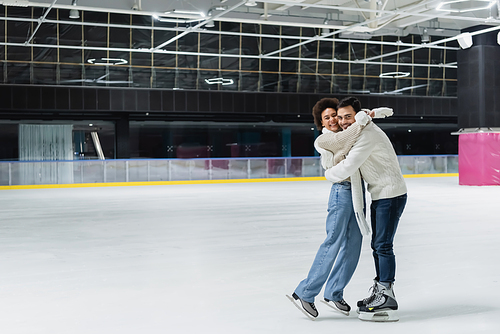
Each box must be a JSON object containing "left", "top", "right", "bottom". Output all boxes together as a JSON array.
[
  {"left": 356, "top": 279, "right": 380, "bottom": 314},
  {"left": 358, "top": 282, "right": 399, "bottom": 322},
  {"left": 286, "top": 293, "right": 318, "bottom": 320},
  {"left": 321, "top": 298, "right": 351, "bottom": 316}
]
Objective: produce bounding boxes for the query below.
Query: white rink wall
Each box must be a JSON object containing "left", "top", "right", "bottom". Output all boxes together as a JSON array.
[{"left": 0, "top": 155, "right": 458, "bottom": 186}]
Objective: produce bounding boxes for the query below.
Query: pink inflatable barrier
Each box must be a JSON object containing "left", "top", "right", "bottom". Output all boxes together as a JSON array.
[{"left": 459, "top": 132, "right": 500, "bottom": 186}]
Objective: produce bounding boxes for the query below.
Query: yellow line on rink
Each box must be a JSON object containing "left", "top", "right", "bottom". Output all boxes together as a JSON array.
[
  {"left": 0, "top": 173, "right": 458, "bottom": 190},
  {"left": 403, "top": 173, "right": 458, "bottom": 178},
  {"left": 0, "top": 177, "right": 325, "bottom": 190}
]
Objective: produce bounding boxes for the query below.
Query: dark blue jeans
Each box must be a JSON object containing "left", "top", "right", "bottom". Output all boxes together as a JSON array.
[{"left": 370, "top": 194, "right": 407, "bottom": 283}]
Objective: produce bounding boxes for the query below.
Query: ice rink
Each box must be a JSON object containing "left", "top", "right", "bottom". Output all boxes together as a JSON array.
[{"left": 1, "top": 176, "right": 499, "bottom": 334}]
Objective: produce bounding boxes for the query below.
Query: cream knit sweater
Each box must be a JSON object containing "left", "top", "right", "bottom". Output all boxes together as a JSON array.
[
  {"left": 314, "top": 111, "right": 372, "bottom": 235},
  {"left": 314, "top": 108, "right": 395, "bottom": 235},
  {"left": 323, "top": 121, "right": 407, "bottom": 201}
]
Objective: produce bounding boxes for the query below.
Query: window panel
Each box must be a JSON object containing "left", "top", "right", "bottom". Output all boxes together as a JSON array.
[
  {"left": 0, "top": 7, "right": 459, "bottom": 97},
  {"left": 33, "top": 64, "right": 56, "bottom": 84},
  {"left": 220, "top": 56, "right": 239, "bottom": 71},
  {"left": 84, "top": 25, "right": 107, "bottom": 48},
  {"left": 261, "top": 73, "right": 279, "bottom": 92},
  {"left": 279, "top": 74, "right": 298, "bottom": 93},
  {"left": 221, "top": 33, "right": 240, "bottom": 56},
  {"left": 333, "top": 76, "right": 348, "bottom": 94},
  {"left": 154, "top": 68, "right": 176, "bottom": 88},
  {"left": 317, "top": 74, "right": 333, "bottom": 94},
  {"left": 154, "top": 53, "right": 177, "bottom": 68},
  {"left": 153, "top": 28, "right": 178, "bottom": 52},
  {"left": 109, "top": 27, "right": 130, "bottom": 49},
  {"left": 7, "top": 63, "right": 30, "bottom": 84},
  {"left": 59, "top": 65, "right": 83, "bottom": 85},
  {"left": 175, "top": 70, "right": 197, "bottom": 90},
  {"left": 240, "top": 72, "right": 260, "bottom": 91},
  {"left": 131, "top": 67, "right": 152, "bottom": 88},
  {"left": 365, "top": 77, "right": 380, "bottom": 94},
  {"left": 199, "top": 56, "right": 219, "bottom": 70},
  {"left": 178, "top": 33, "right": 200, "bottom": 53}
]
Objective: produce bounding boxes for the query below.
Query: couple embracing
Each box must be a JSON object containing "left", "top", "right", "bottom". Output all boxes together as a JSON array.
[{"left": 287, "top": 97, "right": 407, "bottom": 322}]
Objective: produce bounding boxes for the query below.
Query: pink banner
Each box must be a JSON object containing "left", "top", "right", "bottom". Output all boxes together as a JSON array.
[{"left": 459, "top": 133, "right": 500, "bottom": 186}]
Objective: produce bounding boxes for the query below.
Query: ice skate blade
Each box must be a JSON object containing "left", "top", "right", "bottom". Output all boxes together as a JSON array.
[
  {"left": 320, "top": 299, "right": 349, "bottom": 316},
  {"left": 358, "top": 309, "right": 399, "bottom": 322},
  {"left": 286, "top": 294, "right": 317, "bottom": 321}
]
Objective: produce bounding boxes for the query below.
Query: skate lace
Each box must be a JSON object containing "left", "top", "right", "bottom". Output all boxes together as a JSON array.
[
  {"left": 362, "top": 283, "right": 378, "bottom": 304},
  {"left": 366, "top": 292, "right": 384, "bottom": 307}
]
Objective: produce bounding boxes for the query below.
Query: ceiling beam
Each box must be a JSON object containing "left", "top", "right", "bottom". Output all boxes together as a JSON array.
[
  {"left": 0, "top": 41, "right": 458, "bottom": 69},
  {"left": 25, "top": 0, "right": 58, "bottom": 44},
  {"left": 152, "top": 0, "right": 246, "bottom": 51},
  {"left": 362, "top": 25, "right": 500, "bottom": 62},
  {"left": 0, "top": 16, "right": 458, "bottom": 51}
]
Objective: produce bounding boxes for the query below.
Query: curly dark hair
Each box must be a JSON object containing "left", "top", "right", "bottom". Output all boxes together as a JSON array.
[{"left": 311, "top": 97, "right": 339, "bottom": 131}]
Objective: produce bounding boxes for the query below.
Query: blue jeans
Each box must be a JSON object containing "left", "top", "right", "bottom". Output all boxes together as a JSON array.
[
  {"left": 295, "top": 181, "right": 363, "bottom": 303},
  {"left": 370, "top": 194, "right": 407, "bottom": 283}
]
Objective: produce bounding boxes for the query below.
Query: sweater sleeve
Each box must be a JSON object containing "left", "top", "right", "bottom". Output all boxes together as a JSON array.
[
  {"left": 324, "top": 128, "right": 376, "bottom": 182},
  {"left": 316, "top": 111, "right": 371, "bottom": 154},
  {"left": 314, "top": 136, "right": 334, "bottom": 169}
]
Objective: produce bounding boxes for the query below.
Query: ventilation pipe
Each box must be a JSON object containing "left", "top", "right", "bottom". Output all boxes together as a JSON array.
[{"left": 368, "top": 0, "right": 378, "bottom": 28}]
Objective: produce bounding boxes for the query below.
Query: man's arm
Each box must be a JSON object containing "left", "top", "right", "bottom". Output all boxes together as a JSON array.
[{"left": 324, "top": 129, "right": 376, "bottom": 182}]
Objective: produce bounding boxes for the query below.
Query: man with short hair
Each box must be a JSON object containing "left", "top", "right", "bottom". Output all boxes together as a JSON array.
[{"left": 317, "top": 96, "right": 407, "bottom": 322}]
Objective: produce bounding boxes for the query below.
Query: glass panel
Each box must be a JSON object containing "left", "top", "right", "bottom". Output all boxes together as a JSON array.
[
  {"left": 302, "top": 157, "right": 322, "bottom": 177},
  {"left": 104, "top": 160, "right": 127, "bottom": 182},
  {"left": 228, "top": 159, "right": 248, "bottom": 179},
  {"left": 267, "top": 158, "right": 286, "bottom": 177},
  {"left": 79, "top": 160, "right": 105, "bottom": 183},
  {"left": 128, "top": 160, "right": 149, "bottom": 182},
  {"left": 209, "top": 159, "right": 230, "bottom": 180},
  {"left": 0, "top": 162, "right": 10, "bottom": 185},
  {"left": 447, "top": 155, "right": 458, "bottom": 173},
  {"left": 249, "top": 159, "right": 267, "bottom": 178}
]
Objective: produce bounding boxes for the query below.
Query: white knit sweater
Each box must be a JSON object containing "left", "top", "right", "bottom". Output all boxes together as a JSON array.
[
  {"left": 324, "top": 122, "right": 407, "bottom": 201},
  {"left": 314, "top": 108, "right": 396, "bottom": 235},
  {"left": 313, "top": 111, "right": 372, "bottom": 235}
]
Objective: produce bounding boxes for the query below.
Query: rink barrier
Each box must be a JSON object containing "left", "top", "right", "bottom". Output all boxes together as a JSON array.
[
  {"left": 0, "top": 174, "right": 459, "bottom": 190},
  {"left": 0, "top": 155, "right": 459, "bottom": 189}
]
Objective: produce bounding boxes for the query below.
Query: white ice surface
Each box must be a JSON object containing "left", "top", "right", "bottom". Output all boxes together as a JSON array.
[{"left": 0, "top": 177, "right": 499, "bottom": 333}]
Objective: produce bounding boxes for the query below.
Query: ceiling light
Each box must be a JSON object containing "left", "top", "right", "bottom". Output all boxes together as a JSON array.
[
  {"left": 245, "top": 0, "right": 258, "bottom": 6},
  {"left": 131, "top": 0, "right": 141, "bottom": 11},
  {"left": 165, "top": 9, "right": 206, "bottom": 17},
  {"left": 379, "top": 72, "right": 411, "bottom": 78},
  {"left": 457, "top": 32, "right": 473, "bottom": 49},
  {"left": 0, "top": 0, "right": 29, "bottom": 7},
  {"left": 69, "top": 9, "right": 79, "bottom": 19},
  {"left": 205, "top": 9, "right": 215, "bottom": 27},
  {"left": 497, "top": 31, "right": 500, "bottom": 45},
  {"left": 421, "top": 28, "right": 430, "bottom": 43},
  {"left": 205, "top": 78, "right": 234, "bottom": 85},
  {"left": 437, "top": 0, "right": 496, "bottom": 13},
  {"left": 87, "top": 58, "right": 128, "bottom": 66},
  {"left": 69, "top": 0, "right": 79, "bottom": 19}
]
